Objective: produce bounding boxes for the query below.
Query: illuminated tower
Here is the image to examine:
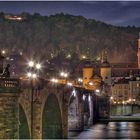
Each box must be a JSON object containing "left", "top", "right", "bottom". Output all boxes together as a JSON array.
[
  {"left": 100, "top": 51, "right": 111, "bottom": 85},
  {"left": 83, "top": 61, "right": 93, "bottom": 89},
  {"left": 138, "top": 33, "right": 140, "bottom": 69}
]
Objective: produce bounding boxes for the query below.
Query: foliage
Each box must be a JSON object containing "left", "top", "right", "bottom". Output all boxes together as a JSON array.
[{"left": 1, "top": 12, "right": 140, "bottom": 62}]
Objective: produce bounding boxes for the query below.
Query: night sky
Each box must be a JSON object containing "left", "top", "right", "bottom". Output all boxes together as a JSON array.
[{"left": 0, "top": 1, "right": 140, "bottom": 27}]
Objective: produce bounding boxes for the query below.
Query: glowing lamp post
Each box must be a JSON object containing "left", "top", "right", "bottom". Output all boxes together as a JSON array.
[
  {"left": 1, "top": 50, "right": 6, "bottom": 55},
  {"left": 60, "top": 72, "right": 68, "bottom": 84},
  {"left": 27, "top": 60, "right": 41, "bottom": 139}
]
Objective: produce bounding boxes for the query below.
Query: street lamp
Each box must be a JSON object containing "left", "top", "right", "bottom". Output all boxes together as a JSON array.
[
  {"left": 36, "top": 63, "right": 41, "bottom": 70},
  {"left": 1, "top": 50, "right": 6, "bottom": 55},
  {"left": 28, "top": 61, "right": 34, "bottom": 67},
  {"left": 60, "top": 72, "right": 68, "bottom": 78},
  {"left": 89, "top": 82, "right": 93, "bottom": 86},
  {"left": 78, "top": 78, "right": 83, "bottom": 83},
  {"left": 60, "top": 72, "right": 68, "bottom": 85},
  {"left": 67, "top": 82, "right": 73, "bottom": 86},
  {"left": 27, "top": 60, "right": 41, "bottom": 139},
  {"left": 51, "top": 78, "right": 58, "bottom": 83}
]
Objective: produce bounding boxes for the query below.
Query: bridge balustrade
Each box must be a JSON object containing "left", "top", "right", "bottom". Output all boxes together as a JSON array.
[{"left": 0, "top": 78, "right": 20, "bottom": 92}]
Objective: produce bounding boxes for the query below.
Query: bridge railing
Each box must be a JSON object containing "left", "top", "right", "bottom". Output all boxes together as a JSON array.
[{"left": 0, "top": 78, "right": 20, "bottom": 93}]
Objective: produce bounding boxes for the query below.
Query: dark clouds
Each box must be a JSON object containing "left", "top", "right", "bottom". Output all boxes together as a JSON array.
[{"left": 0, "top": 1, "right": 140, "bottom": 26}]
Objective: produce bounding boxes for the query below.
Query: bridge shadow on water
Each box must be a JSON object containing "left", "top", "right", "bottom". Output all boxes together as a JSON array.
[
  {"left": 69, "top": 104, "right": 140, "bottom": 139},
  {"left": 69, "top": 121, "right": 140, "bottom": 139}
]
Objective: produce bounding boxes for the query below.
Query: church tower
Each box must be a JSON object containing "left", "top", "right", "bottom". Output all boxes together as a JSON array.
[
  {"left": 138, "top": 33, "right": 140, "bottom": 69},
  {"left": 100, "top": 50, "right": 111, "bottom": 85},
  {"left": 82, "top": 60, "right": 93, "bottom": 89}
]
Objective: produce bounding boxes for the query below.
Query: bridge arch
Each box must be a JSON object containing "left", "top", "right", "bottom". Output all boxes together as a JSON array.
[
  {"left": 68, "top": 89, "right": 81, "bottom": 130},
  {"left": 83, "top": 94, "right": 91, "bottom": 127},
  {"left": 42, "top": 93, "right": 63, "bottom": 139}
]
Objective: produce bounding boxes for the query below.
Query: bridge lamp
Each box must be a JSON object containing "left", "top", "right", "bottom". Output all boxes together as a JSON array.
[
  {"left": 133, "top": 99, "right": 136, "bottom": 102},
  {"left": 36, "top": 63, "right": 41, "bottom": 70},
  {"left": 1, "top": 50, "right": 6, "bottom": 55},
  {"left": 28, "top": 61, "right": 34, "bottom": 67},
  {"left": 32, "top": 73, "right": 37, "bottom": 79},
  {"left": 78, "top": 78, "right": 83, "bottom": 82},
  {"left": 60, "top": 72, "right": 68, "bottom": 78},
  {"left": 54, "top": 79, "right": 58, "bottom": 83},
  {"left": 114, "top": 101, "right": 116, "bottom": 104},
  {"left": 95, "top": 89, "right": 100, "bottom": 93},
  {"left": 128, "top": 98, "right": 132, "bottom": 102},
  {"left": 81, "top": 55, "right": 86, "bottom": 59},
  {"left": 89, "top": 82, "right": 93, "bottom": 86},
  {"left": 27, "top": 72, "right": 32, "bottom": 78},
  {"left": 110, "top": 96, "right": 113, "bottom": 100},
  {"left": 60, "top": 72, "right": 64, "bottom": 77},
  {"left": 64, "top": 73, "right": 68, "bottom": 78},
  {"left": 51, "top": 78, "right": 58, "bottom": 83},
  {"left": 51, "top": 78, "right": 55, "bottom": 82},
  {"left": 67, "top": 82, "right": 73, "bottom": 86}
]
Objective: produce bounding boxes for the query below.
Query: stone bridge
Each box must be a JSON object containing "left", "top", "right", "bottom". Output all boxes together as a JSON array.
[{"left": 0, "top": 78, "right": 109, "bottom": 139}]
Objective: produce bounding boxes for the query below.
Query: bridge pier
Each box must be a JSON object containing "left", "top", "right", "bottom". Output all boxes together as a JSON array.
[
  {"left": 31, "top": 100, "right": 42, "bottom": 139},
  {"left": 0, "top": 79, "right": 20, "bottom": 139},
  {"left": 62, "top": 91, "right": 69, "bottom": 138},
  {"left": 77, "top": 93, "right": 84, "bottom": 130}
]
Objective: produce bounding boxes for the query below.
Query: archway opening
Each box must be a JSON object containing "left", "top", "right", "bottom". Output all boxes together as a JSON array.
[
  {"left": 68, "top": 95, "right": 79, "bottom": 130},
  {"left": 42, "top": 94, "right": 62, "bottom": 139},
  {"left": 19, "top": 104, "right": 30, "bottom": 139},
  {"left": 83, "top": 95, "right": 90, "bottom": 128}
]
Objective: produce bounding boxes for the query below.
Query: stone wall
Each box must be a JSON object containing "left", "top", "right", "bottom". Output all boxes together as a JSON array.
[{"left": 0, "top": 93, "right": 19, "bottom": 139}]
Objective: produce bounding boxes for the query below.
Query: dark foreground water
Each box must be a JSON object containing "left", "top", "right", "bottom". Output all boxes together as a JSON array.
[{"left": 69, "top": 122, "right": 140, "bottom": 139}]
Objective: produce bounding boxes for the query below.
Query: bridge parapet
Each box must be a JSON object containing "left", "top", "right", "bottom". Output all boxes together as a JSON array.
[
  {"left": 0, "top": 77, "right": 20, "bottom": 139},
  {"left": 0, "top": 78, "right": 20, "bottom": 93}
]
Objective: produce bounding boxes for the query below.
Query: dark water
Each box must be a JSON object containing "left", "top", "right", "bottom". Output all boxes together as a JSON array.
[{"left": 69, "top": 122, "right": 140, "bottom": 139}]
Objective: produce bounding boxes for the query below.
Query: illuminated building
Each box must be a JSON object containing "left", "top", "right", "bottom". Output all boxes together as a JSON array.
[
  {"left": 100, "top": 51, "right": 111, "bottom": 85},
  {"left": 111, "top": 78, "right": 130, "bottom": 103}
]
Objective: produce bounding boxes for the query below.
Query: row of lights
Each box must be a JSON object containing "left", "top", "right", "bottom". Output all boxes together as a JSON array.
[
  {"left": 51, "top": 72, "right": 100, "bottom": 96},
  {"left": 51, "top": 78, "right": 73, "bottom": 86},
  {"left": 27, "top": 61, "right": 42, "bottom": 79},
  {"left": 60, "top": 72, "right": 68, "bottom": 78},
  {"left": 110, "top": 97, "right": 136, "bottom": 104}
]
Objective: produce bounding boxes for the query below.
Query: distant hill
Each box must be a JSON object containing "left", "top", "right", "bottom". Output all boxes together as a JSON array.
[{"left": 0, "top": 12, "right": 140, "bottom": 63}]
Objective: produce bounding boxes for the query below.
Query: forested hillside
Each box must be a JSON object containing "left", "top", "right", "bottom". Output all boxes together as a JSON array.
[{"left": 0, "top": 12, "right": 139, "bottom": 62}]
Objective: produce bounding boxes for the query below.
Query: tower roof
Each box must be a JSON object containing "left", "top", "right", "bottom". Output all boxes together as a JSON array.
[
  {"left": 101, "top": 60, "right": 110, "bottom": 68},
  {"left": 91, "top": 74, "right": 102, "bottom": 79},
  {"left": 83, "top": 59, "right": 93, "bottom": 68}
]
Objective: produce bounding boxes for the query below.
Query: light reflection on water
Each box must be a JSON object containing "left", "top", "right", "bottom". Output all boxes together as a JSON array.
[{"left": 69, "top": 122, "right": 140, "bottom": 139}]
